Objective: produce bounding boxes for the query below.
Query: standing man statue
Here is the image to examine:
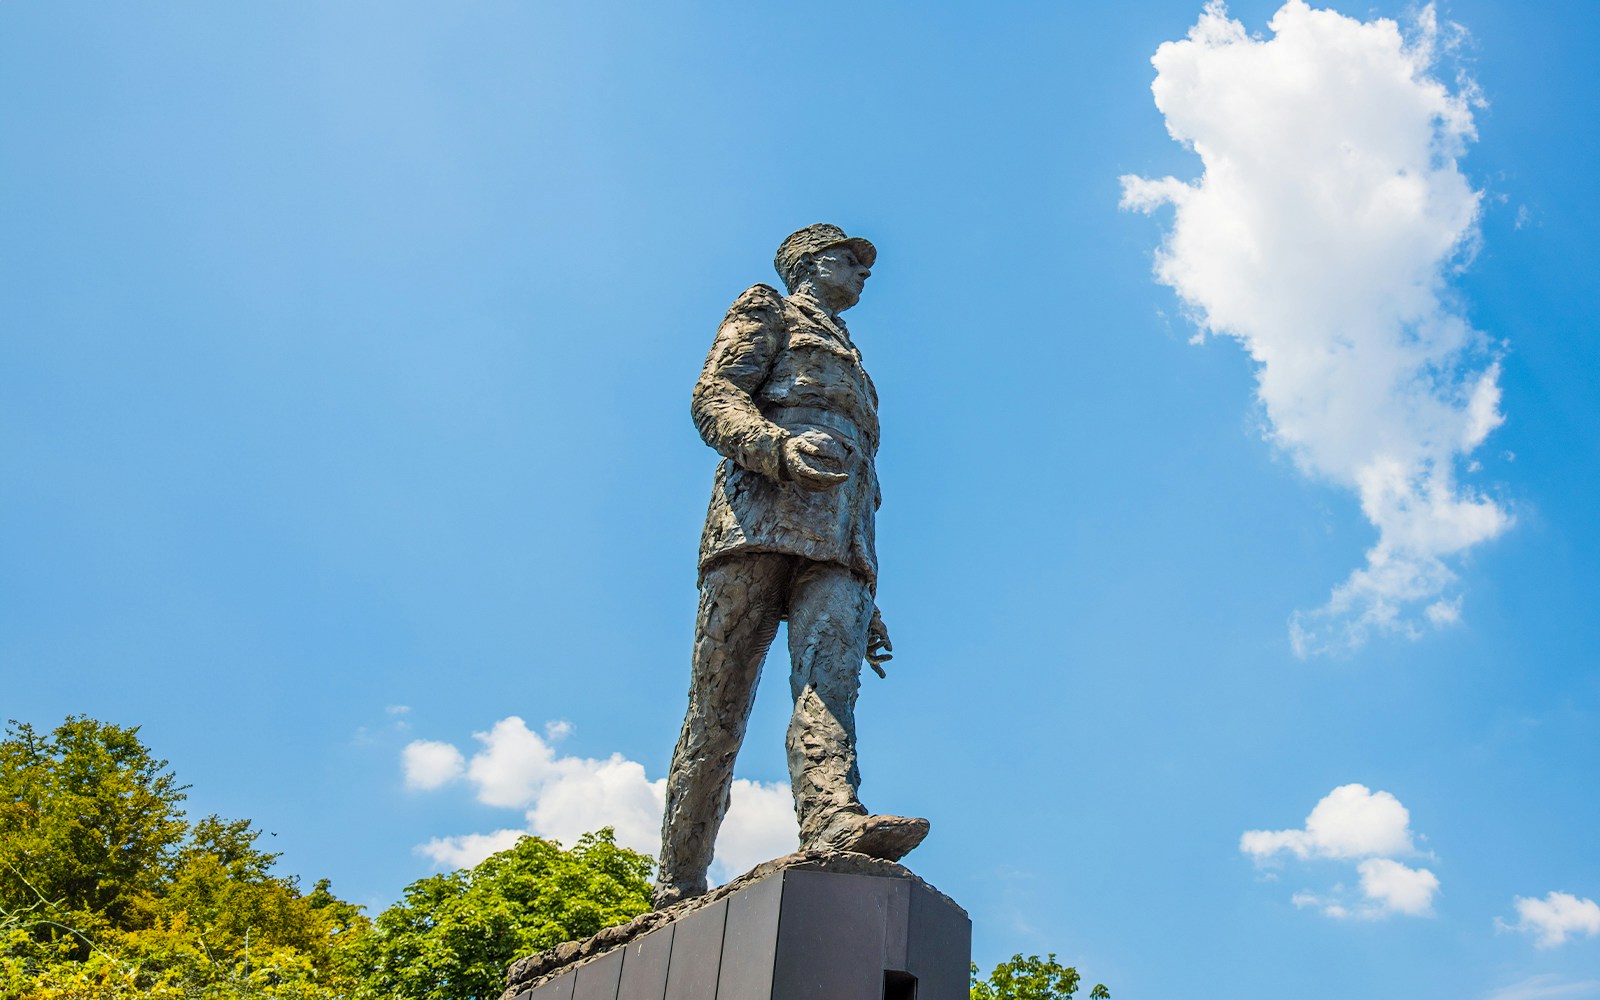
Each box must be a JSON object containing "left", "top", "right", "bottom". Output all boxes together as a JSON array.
[{"left": 655, "top": 224, "right": 929, "bottom": 908}]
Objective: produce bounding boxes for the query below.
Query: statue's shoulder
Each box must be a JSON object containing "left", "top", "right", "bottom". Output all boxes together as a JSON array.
[
  {"left": 716, "top": 284, "right": 789, "bottom": 343},
  {"left": 727, "top": 283, "right": 786, "bottom": 315}
]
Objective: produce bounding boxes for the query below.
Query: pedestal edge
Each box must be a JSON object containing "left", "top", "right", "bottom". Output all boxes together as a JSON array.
[{"left": 500, "top": 851, "right": 964, "bottom": 1000}]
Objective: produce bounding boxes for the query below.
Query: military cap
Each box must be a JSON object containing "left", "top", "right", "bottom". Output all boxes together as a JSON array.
[{"left": 774, "top": 224, "right": 877, "bottom": 293}]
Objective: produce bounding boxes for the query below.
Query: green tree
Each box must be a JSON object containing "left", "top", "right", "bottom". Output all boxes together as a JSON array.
[
  {"left": 1, "top": 717, "right": 370, "bottom": 1000},
  {"left": 1, "top": 716, "right": 189, "bottom": 941},
  {"left": 351, "top": 830, "right": 653, "bottom": 1000},
  {"left": 971, "top": 953, "right": 1110, "bottom": 1000},
  {"left": 130, "top": 815, "right": 369, "bottom": 988}
]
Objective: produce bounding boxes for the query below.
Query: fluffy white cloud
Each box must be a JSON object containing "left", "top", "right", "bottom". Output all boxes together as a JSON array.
[
  {"left": 401, "top": 739, "right": 466, "bottom": 790},
  {"left": 523, "top": 753, "right": 666, "bottom": 855},
  {"left": 460, "top": 715, "right": 563, "bottom": 808},
  {"left": 714, "top": 779, "right": 805, "bottom": 879},
  {"left": 1357, "top": 857, "right": 1439, "bottom": 916},
  {"left": 1244, "top": 784, "right": 1435, "bottom": 919},
  {"left": 1499, "top": 892, "right": 1600, "bottom": 949},
  {"left": 402, "top": 716, "right": 798, "bottom": 882},
  {"left": 1241, "top": 783, "right": 1414, "bottom": 861},
  {"left": 1122, "top": 0, "right": 1509, "bottom": 655}
]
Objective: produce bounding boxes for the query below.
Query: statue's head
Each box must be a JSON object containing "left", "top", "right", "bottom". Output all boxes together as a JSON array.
[{"left": 774, "top": 224, "right": 876, "bottom": 311}]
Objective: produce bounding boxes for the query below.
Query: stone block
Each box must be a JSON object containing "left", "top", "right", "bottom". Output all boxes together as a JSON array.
[{"left": 503, "top": 856, "right": 968, "bottom": 1000}]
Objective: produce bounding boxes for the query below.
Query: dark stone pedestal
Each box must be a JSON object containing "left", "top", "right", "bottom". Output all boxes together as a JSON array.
[{"left": 504, "top": 855, "right": 969, "bottom": 1000}]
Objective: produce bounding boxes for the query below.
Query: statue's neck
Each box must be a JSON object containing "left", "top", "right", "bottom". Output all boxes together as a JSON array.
[{"left": 792, "top": 287, "right": 833, "bottom": 316}]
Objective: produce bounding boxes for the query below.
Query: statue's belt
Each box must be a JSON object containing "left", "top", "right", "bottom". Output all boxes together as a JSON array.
[{"left": 764, "top": 406, "right": 872, "bottom": 450}]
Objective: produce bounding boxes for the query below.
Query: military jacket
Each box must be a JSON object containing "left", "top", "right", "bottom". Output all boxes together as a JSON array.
[{"left": 693, "top": 284, "right": 881, "bottom": 586}]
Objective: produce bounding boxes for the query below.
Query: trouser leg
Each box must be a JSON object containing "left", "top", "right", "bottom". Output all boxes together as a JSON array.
[
  {"left": 657, "top": 553, "right": 791, "bottom": 899},
  {"left": 785, "top": 561, "right": 875, "bottom": 846}
]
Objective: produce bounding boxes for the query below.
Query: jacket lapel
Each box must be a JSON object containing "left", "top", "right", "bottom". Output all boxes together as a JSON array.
[{"left": 788, "top": 295, "right": 862, "bottom": 361}]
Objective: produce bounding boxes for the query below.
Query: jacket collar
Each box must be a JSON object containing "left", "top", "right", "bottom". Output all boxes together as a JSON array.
[{"left": 788, "top": 292, "right": 854, "bottom": 346}]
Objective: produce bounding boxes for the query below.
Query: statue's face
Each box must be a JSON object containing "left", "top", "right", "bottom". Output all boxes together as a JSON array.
[{"left": 809, "top": 245, "right": 871, "bottom": 310}]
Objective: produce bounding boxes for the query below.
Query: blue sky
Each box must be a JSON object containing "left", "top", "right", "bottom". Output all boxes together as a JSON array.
[{"left": 3, "top": 2, "right": 1597, "bottom": 998}]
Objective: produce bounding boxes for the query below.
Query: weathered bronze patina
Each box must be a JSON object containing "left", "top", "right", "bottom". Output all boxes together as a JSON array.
[{"left": 655, "top": 224, "right": 928, "bottom": 909}]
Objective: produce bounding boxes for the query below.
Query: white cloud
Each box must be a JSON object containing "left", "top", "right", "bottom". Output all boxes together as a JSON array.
[
  {"left": 416, "top": 829, "right": 525, "bottom": 868},
  {"left": 714, "top": 779, "right": 804, "bottom": 878},
  {"left": 1243, "top": 784, "right": 1435, "bottom": 919},
  {"left": 1291, "top": 889, "right": 1349, "bottom": 918},
  {"left": 402, "top": 716, "right": 798, "bottom": 881},
  {"left": 544, "top": 719, "right": 574, "bottom": 741},
  {"left": 1425, "top": 596, "right": 1462, "bottom": 626},
  {"left": 1357, "top": 857, "right": 1439, "bottom": 916},
  {"left": 1280, "top": 859, "right": 1437, "bottom": 919},
  {"left": 1241, "top": 783, "right": 1415, "bottom": 861},
  {"left": 1498, "top": 892, "right": 1600, "bottom": 949},
  {"left": 522, "top": 753, "right": 665, "bottom": 856},
  {"left": 462, "top": 715, "right": 562, "bottom": 808},
  {"left": 1122, "top": 0, "right": 1509, "bottom": 655},
  {"left": 401, "top": 739, "right": 466, "bottom": 790},
  {"left": 1487, "top": 975, "right": 1600, "bottom": 1000}
]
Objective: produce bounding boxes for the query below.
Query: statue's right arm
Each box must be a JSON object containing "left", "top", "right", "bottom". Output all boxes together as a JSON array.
[{"left": 690, "top": 285, "right": 789, "bottom": 481}]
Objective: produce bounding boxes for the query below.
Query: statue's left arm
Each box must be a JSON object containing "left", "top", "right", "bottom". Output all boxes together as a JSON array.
[{"left": 691, "top": 285, "right": 848, "bottom": 492}]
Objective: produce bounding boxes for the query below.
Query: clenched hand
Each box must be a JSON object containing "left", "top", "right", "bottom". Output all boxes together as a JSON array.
[{"left": 781, "top": 429, "right": 851, "bottom": 491}]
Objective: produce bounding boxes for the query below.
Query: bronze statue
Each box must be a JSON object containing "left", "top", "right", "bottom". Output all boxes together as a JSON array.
[{"left": 655, "top": 224, "right": 928, "bottom": 909}]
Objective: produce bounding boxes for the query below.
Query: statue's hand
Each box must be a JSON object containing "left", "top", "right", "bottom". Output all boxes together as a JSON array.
[
  {"left": 782, "top": 430, "right": 850, "bottom": 491},
  {"left": 866, "top": 607, "right": 893, "bottom": 678}
]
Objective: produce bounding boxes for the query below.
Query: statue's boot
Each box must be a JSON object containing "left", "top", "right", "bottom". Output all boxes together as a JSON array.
[{"left": 812, "top": 812, "right": 930, "bottom": 861}]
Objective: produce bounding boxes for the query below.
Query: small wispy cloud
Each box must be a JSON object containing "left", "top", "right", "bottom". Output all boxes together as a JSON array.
[
  {"left": 1497, "top": 892, "right": 1600, "bottom": 949},
  {"left": 1486, "top": 974, "right": 1600, "bottom": 1000},
  {"left": 403, "top": 716, "right": 797, "bottom": 880},
  {"left": 352, "top": 704, "right": 415, "bottom": 745},
  {"left": 1122, "top": 0, "right": 1509, "bottom": 655},
  {"left": 1243, "top": 783, "right": 1438, "bottom": 918},
  {"left": 417, "top": 829, "right": 525, "bottom": 869},
  {"left": 544, "top": 719, "right": 574, "bottom": 741}
]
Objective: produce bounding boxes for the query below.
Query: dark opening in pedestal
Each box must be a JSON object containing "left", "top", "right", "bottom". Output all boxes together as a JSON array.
[{"left": 883, "top": 970, "right": 918, "bottom": 1000}]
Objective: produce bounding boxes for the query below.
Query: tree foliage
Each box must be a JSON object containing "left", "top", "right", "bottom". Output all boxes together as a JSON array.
[
  {"left": 1, "top": 717, "right": 368, "bottom": 999},
  {"left": 351, "top": 829, "right": 654, "bottom": 1000},
  {"left": 5, "top": 716, "right": 1095, "bottom": 1000},
  {"left": 1, "top": 716, "right": 189, "bottom": 939},
  {"left": 971, "top": 953, "right": 1110, "bottom": 1000}
]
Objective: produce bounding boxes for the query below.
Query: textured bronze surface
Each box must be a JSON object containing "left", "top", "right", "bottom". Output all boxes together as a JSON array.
[{"left": 656, "top": 226, "right": 925, "bottom": 908}]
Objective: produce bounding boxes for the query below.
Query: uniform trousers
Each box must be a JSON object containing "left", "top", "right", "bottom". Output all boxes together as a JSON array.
[{"left": 656, "top": 551, "right": 874, "bottom": 896}]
